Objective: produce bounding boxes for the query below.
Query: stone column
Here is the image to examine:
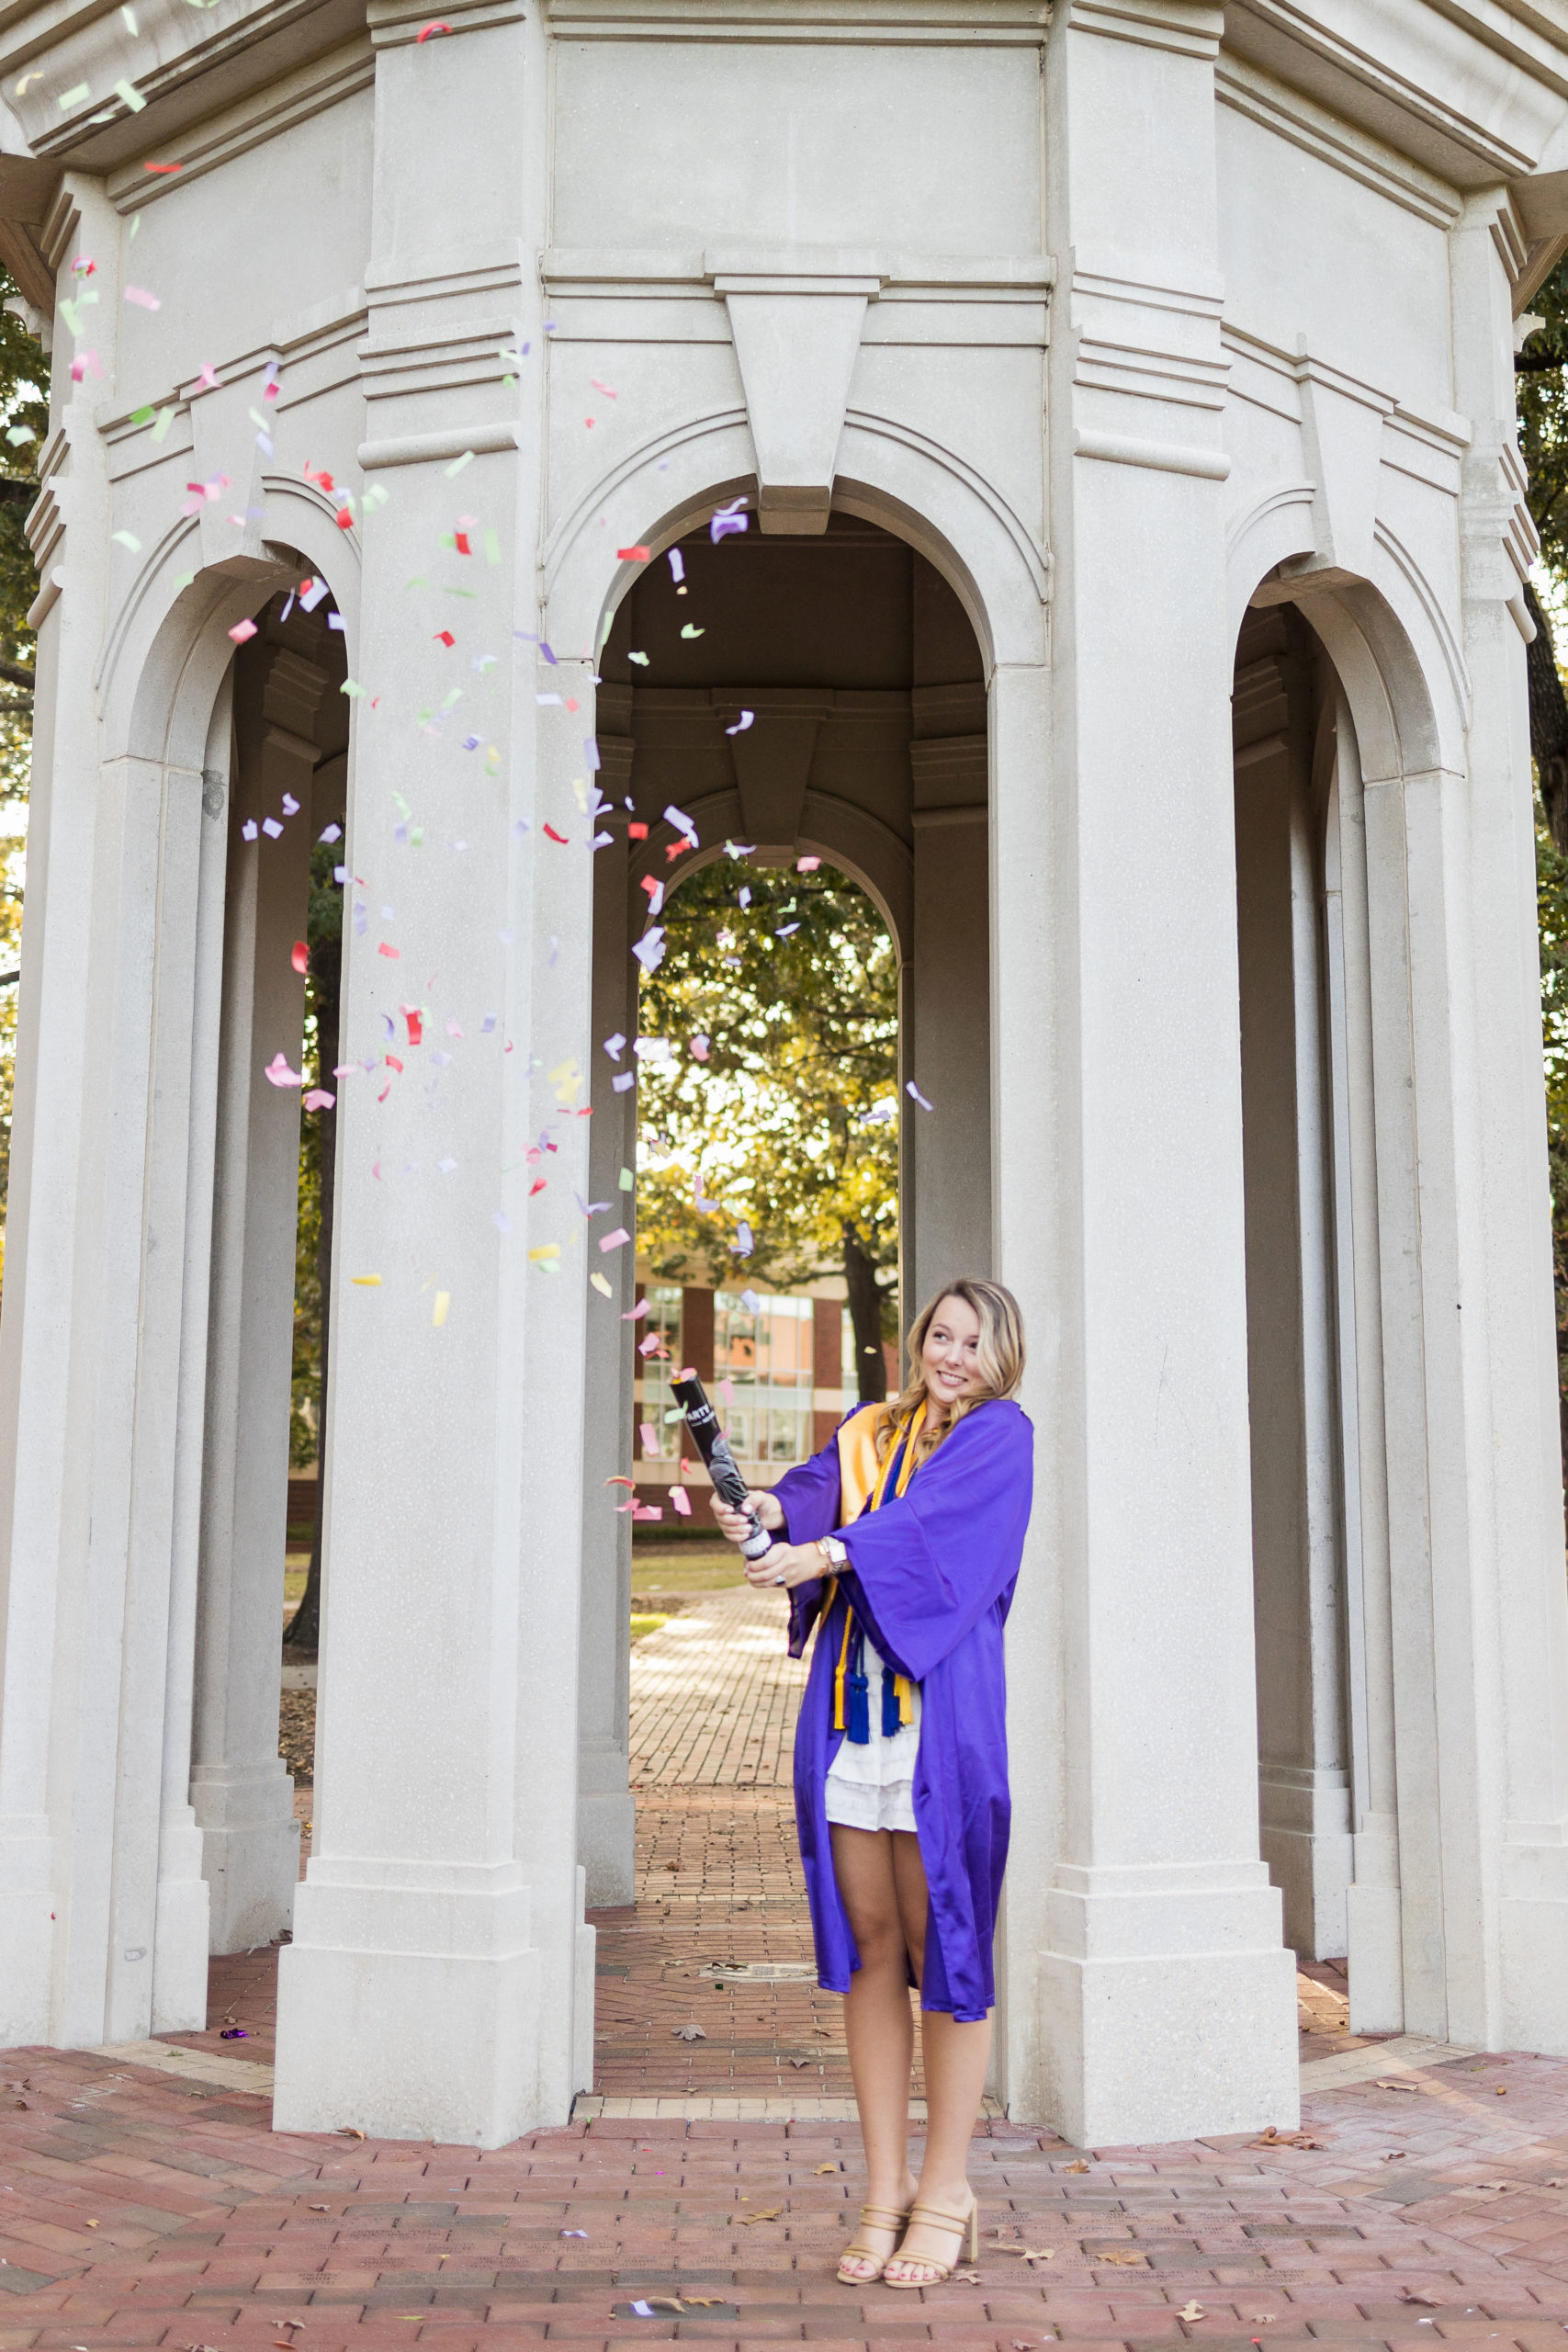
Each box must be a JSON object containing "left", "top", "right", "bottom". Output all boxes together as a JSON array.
[
  {"left": 1026, "top": 0, "right": 1298, "bottom": 2142},
  {"left": 1451, "top": 198, "right": 1568, "bottom": 2053},
  {"left": 189, "top": 644, "right": 324, "bottom": 1951},
  {"left": 275, "top": 0, "right": 594, "bottom": 2140},
  {"left": 153, "top": 675, "right": 236, "bottom": 2032},
  {"left": 1233, "top": 617, "right": 1353, "bottom": 1960},
  {"left": 1323, "top": 692, "right": 1405, "bottom": 2032}
]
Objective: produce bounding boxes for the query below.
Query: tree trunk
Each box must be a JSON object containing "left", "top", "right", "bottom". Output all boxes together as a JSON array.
[
  {"left": 284, "top": 934, "right": 339, "bottom": 1656},
  {"left": 843, "top": 1227, "right": 888, "bottom": 1403},
  {"left": 1526, "top": 578, "right": 1568, "bottom": 853}
]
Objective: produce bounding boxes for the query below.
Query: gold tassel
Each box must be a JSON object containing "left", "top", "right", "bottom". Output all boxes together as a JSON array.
[{"left": 894, "top": 1673, "right": 913, "bottom": 1726}]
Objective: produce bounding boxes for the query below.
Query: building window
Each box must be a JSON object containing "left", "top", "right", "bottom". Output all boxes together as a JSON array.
[
  {"left": 637, "top": 1283, "right": 682, "bottom": 1458},
  {"left": 715, "top": 1290, "right": 814, "bottom": 1464}
]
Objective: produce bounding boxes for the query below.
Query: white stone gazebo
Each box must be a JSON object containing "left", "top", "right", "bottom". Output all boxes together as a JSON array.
[{"left": 0, "top": 0, "right": 1566, "bottom": 2154}]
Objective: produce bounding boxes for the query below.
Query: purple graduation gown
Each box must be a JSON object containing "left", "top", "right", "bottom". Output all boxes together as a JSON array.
[{"left": 772, "top": 1396, "right": 1034, "bottom": 2022}]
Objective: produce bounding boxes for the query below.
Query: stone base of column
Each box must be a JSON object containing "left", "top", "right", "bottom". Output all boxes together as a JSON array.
[
  {"left": 273, "top": 1867, "right": 543, "bottom": 2146},
  {"left": 579, "top": 1790, "right": 636, "bottom": 1908},
  {"left": 1035, "top": 1867, "right": 1299, "bottom": 2144},
  {"left": 573, "top": 1870, "right": 597, "bottom": 2096},
  {"left": 1346, "top": 1815, "right": 1404, "bottom": 2034},
  {"left": 152, "top": 1813, "right": 211, "bottom": 2034},
  {"left": 1258, "top": 1766, "right": 1353, "bottom": 1961},
  {"left": 1499, "top": 1842, "right": 1568, "bottom": 2055},
  {"left": 191, "top": 1759, "right": 299, "bottom": 1953},
  {"left": 0, "top": 1823, "right": 55, "bottom": 2046}
]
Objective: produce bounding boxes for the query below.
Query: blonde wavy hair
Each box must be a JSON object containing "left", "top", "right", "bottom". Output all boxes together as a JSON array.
[{"left": 873, "top": 1277, "right": 1026, "bottom": 1465}]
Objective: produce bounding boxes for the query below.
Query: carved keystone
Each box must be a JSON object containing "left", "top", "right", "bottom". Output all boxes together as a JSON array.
[{"left": 709, "top": 252, "right": 886, "bottom": 535}]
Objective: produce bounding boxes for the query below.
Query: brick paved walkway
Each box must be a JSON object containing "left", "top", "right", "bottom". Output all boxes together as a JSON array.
[{"left": 6, "top": 1589, "right": 1568, "bottom": 2344}]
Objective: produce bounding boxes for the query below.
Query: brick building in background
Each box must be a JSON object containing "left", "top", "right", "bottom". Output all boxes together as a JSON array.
[{"left": 630, "top": 1276, "right": 896, "bottom": 1520}]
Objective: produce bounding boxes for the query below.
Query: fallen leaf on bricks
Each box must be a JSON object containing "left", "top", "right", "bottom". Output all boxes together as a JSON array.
[
  {"left": 951, "top": 2268, "right": 980, "bottom": 2283},
  {"left": 1376, "top": 2077, "right": 1419, "bottom": 2092},
  {"left": 84, "top": 2221, "right": 98, "bottom": 2229},
  {"left": 335, "top": 2126, "right": 366, "bottom": 2138},
  {"left": 814, "top": 2163, "right": 839, "bottom": 2175},
  {"left": 789, "top": 2057, "right": 811, "bottom": 2069},
  {"left": 1097, "top": 2248, "right": 1147, "bottom": 2265},
  {"left": 998, "top": 2245, "right": 1055, "bottom": 2264},
  {"left": 1251, "top": 2127, "right": 1324, "bottom": 2149},
  {"left": 738, "top": 2208, "right": 782, "bottom": 2224},
  {"left": 672, "top": 2024, "right": 706, "bottom": 2041},
  {"left": 1064, "top": 2159, "right": 1090, "bottom": 2172},
  {"left": 1495, "top": 2086, "right": 1508, "bottom": 2096},
  {"left": 1400, "top": 2291, "right": 1441, "bottom": 2307},
  {"left": 1381, "top": 2151, "right": 1407, "bottom": 2161},
  {"left": 308, "top": 2203, "right": 330, "bottom": 2211},
  {"left": 1179, "top": 2302, "right": 1206, "bottom": 2324}
]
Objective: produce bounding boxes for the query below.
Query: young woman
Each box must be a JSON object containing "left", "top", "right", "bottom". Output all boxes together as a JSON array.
[{"left": 709, "top": 1278, "right": 1032, "bottom": 2290}]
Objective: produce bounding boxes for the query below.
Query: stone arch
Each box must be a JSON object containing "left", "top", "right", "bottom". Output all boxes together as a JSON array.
[
  {"left": 544, "top": 407, "right": 1046, "bottom": 681},
  {"left": 1227, "top": 494, "right": 1464, "bottom": 786},
  {"left": 630, "top": 791, "right": 913, "bottom": 965},
  {"left": 105, "top": 479, "right": 359, "bottom": 769}
]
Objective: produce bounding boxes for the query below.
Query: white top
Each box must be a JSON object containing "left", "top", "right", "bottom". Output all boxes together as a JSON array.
[{"left": 825, "top": 1625, "right": 922, "bottom": 1833}]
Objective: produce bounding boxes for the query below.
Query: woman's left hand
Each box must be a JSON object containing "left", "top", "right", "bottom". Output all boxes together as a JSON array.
[{"left": 743, "top": 1542, "right": 823, "bottom": 1591}]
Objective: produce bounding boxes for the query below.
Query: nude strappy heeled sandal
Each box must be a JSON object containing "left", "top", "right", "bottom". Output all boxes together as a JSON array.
[
  {"left": 880, "top": 2194, "right": 979, "bottom": 2287},
  {"left": 836, "top": 2201, "right": 913, "bottom": 2285}
]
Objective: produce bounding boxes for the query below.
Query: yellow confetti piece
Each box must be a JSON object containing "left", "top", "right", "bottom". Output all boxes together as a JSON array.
[
  {"left": 351, "top": 1273, "right": 382, "bottom": 1286},
  {"left": 433, "top": 1291, "right": 449, "bottom": 1327},
  {"left": 590, "top": 1272, "right": 613, "bottom": 1299},
  {"left": 528, "top": 1245, "right": 560, "bottom": 1262}
]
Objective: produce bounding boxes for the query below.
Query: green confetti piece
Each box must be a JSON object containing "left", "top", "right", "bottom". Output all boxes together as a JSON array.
[
  {"left": 113, "top": 77, "right": 145, "bottom": 109},
  {"left": 619, "top": 1167, "right": 633, "bottom": 1191},
  {"left": 58, "top": 83, "right": 90, "bottom": 109},
  {"left": 444, "top": 449, "right": 474, "bottom": 478},
  {"left": 439, "top": 687, "right": 463, "bottom": 711},
  {"left": 484, "top": 528, "right": 500, "bottom": 565},
  {"left": 151, "top": 406, "right": 174, "bottom": 442},
  {"left": 342, "top": 680, "right": 367, "bottom": 698},
  {"left": 129, "top": 404, "right": 154, "bottom": 426},
  {"left": 172, "top": 570, "right": 196, "bottom": 589},
  {"left": 111, "top": 529, "right": 141, "bottom": 551}
]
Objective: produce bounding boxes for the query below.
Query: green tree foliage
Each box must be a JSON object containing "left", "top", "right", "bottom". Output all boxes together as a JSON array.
[
  {"left": 636, "top": 857, "right": 900, "bottom": 1398},
  {"left": 286, "top": 827, "right": 344, "bottom": 1651},
  {"left": 0, "top": 277, "right": 48, "bottom": 1271},
  {"left": 1516, "top": 262, "right": 1568, "bottom": 1460}
]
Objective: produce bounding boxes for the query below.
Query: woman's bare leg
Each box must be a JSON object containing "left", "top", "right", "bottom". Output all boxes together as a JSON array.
[
  {"left": 830, "top": 1824, "right": 919, "bottom": 2276},
  {"left": 882, "top": 1830, "right": 991, "bottom": 2283}
]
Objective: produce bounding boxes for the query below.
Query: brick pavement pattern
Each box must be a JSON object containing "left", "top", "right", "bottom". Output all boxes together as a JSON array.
[{"left": 5, "top": 1589, "right": 1568, "bottom": 2344}]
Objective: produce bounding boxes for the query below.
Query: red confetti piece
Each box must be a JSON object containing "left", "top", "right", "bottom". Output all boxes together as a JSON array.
[
  {"left": 290, "top": 941, "right": 308, "bottom": 974},
  {"left": 335, "top": 507, "right": 354, "bottom": 530},
  {"left": 628, "top": 821, "right": 649, "bottom": 839},
  {"left": 228, "top": 617, "right": 257, "bottom": 645},
  {"left": 416, "top": 17, "right": 451, "bottom": 34},
  {"left": 616, "top": 545, "right": 651, "bottom": 561},
  {"left": 378, "top": 942, "right": 400, "bottom": 958},
  {"left": 543, "top": 824, "right": 569, "bottom": 843},
  {"left": 403, "top": 1007, "right": 423, "bottom": 1046},
  {"left": 142, "top": 160, "right": 182, "bottom": 173},
  {"left": 434, "top": 630, "right": 455, "bottom": 647}
]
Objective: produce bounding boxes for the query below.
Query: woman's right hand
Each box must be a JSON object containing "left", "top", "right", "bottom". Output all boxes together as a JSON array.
[{"left": 709, "top": 1487, "right": 785, "bottom": 1544}]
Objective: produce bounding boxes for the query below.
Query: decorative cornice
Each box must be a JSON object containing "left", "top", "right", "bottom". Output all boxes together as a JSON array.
[
  {"left": 543, "top": 0, "right": 1048, "bottom": 41},
  {"left": 1, "top": 0, "right": 364, "bottom": 170},
  {"left": 1063, "top": 0, "right": 1223, "bottom": 60},
  {"left": 540, "top": 246, "right": 1054, "bottom": 296},
  {"left": 368, "top": 0, "right": 525, "bottom": 43},
  {"left": 103, "top": 39, "right": 373, "bottom": 212},
  {"left": 1214, "top": 51, "right": 1461, "bottom": 230}
]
